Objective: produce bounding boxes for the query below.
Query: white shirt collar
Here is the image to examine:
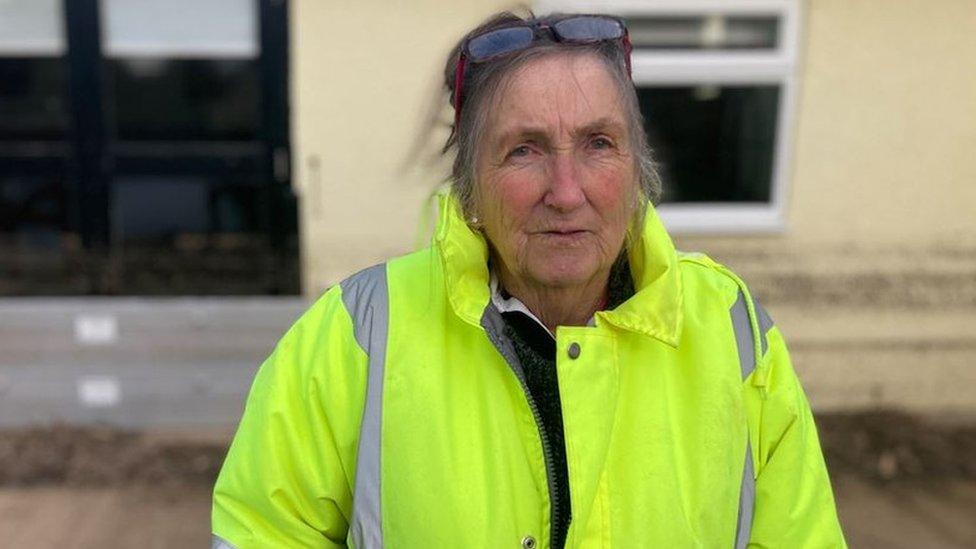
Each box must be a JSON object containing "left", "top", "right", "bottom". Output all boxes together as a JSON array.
[
  {"left": 489, "top": 271, "right": 598, "bottom": 338},
  {"left": 489, "top": 270, "right": 554, "bottom": 338}
]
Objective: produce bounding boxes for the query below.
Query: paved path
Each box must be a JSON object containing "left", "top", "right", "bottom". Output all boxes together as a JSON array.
[
  {"left": 0, "top": 485, "right": 211, "bottom": 548},
  {"left": 1, "top": 478, "right": 974, "bottom": 548}
]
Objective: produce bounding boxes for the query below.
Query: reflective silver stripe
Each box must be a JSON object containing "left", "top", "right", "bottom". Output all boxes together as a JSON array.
[
  {"left": 730, "top": 290, "right": 769, "bottom": 547},
  {"left": 734, "top": 442, "right": 756, "bottom": 549},
  {"left": 480, "top": 302, "right": 527, "bottom": 382},
  {"left": 211, "top": 534, "right": 237, "bottom": 549},
  {"left": 729, "top": 291, "right": 774, "bottom": 380},
  {"left": 755, "top": 297, "right": 773, "bottom": 357},
  {"left": 341, "top": 264, "right": 389, "bottom": 549}
]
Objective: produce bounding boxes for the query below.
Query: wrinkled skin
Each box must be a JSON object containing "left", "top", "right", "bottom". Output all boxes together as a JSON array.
[{"left": 474, "top": 52, "right": 639, "bottom": 331}]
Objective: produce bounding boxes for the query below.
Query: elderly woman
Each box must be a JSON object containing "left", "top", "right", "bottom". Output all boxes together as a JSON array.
[{"left": 212, "top": 11, "right": 845, "bottom": 549}]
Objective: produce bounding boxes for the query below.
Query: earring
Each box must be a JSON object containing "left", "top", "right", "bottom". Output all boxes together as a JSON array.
[{"left": 468, "top": 216, "right": 480, "bottom": 226}]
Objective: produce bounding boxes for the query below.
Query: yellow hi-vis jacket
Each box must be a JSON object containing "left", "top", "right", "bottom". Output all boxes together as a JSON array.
[{"left": 212, "top": 194, "right": 846, "bottom": 549}]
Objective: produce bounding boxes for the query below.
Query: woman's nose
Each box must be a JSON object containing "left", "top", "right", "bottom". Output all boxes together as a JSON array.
[{"left": 543, "top": 152, "right": 586, "bottom": 212}]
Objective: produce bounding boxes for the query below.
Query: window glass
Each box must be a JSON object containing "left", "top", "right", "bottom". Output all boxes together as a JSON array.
[
  {"left": 110, "top": 176, "right": 299, "bottom": 295},
  {"left": 100, "top": 0, "right": 258, "bottom": 59},
  {"left": 0, "top": 58, "right": 68, "bottom": 140},
  {"left": 638, "top": 85, "right": 780, "bottom": 203},
  {"left": 113, "top": 175, "right": 273, "bottom": 239},
  {"left": 0, "top": 174, "right": 66, "bottom": 236},
  {"left": 0, "top": 0, "right": 65, "bottom": 55},
  {"left": 0, "top": 173, "right": 85, "bottom": 295},
  {"left": 109, "top": 58, "right": 259, "bottom": 140},
  {"left": 626, "top": 15, "right": 779, "bottom": 50}
]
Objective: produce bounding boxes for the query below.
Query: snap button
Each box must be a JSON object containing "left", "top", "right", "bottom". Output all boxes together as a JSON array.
[
  {"left": 567, "top": 342, "right": 581, "bottom": 359},
  {"left": 521, "top": 535, "right": 537, "bottom": 549}
]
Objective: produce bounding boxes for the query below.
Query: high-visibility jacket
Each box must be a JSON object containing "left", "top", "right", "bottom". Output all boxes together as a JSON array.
[{"left": 212, "top": 194, "right": 846, "bottom": 549}]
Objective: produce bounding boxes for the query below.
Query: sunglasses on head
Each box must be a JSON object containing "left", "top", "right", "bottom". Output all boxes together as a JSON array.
[{"left": 453, "top": 14, "right": 632, "bottom": 126}]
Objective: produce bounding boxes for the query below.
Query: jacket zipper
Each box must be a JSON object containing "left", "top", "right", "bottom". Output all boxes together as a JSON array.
[{"left": 484, "top": 327, "right": 562, "bottom": 549}]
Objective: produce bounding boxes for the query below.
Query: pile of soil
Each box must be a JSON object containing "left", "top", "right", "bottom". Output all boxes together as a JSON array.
[
  {"left": 0, "top": 425, "right": 226, "bottom": 487},
  {"left": 1, "top": 410, "right": 973, "bottom": 487},
  {"left": 817, "top": 411, "right": 976, "bottom": 481}
]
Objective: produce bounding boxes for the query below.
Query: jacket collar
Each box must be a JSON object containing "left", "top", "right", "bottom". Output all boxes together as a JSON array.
[{"left": 434, "top": 192, "right": 683, "bottom": 348}]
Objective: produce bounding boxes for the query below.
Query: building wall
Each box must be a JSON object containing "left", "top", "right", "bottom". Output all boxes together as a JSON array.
[
  {"left": 670, "top": 0, "right": 976, "bottom": 310},
  {"left": 290, "top": 0, "right": 509, "bottom": 295},
  {"left": 788, "top": 0, "right": 976, "bottom": 248},
  {"left": 291, "top": 0, "right": 976, "bottom": 414},
  {"left": 293, "top": 0, "right": 976, "bottom": 289},
  {"left": 676, "top": 0, "right": 976, "bottom": 416}
]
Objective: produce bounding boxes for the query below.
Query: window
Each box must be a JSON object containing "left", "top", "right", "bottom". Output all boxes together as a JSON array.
[
  {"left": 94, "top": 0, "right": 296, "bottom": 294},
  {"left": 0, "top": 0, "right": 296, "bottom": 295},
  {"left": 538, "top": 0, "right": 801, "bottom": 232},
  {"left": 100, "top": 0, "right": 261, "bottom": 141},
  {"left": 0, "top": 0, "right": 75, "bottom": 295},
  {"left": 638, "top": 85, "right": 780, "bottom": 204}
]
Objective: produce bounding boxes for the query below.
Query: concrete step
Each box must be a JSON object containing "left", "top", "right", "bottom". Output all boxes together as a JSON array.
[
  {"left": 0, "top": 298, "right": 308, "bottom": 428},
  {"left": 771, "top": 305, "right": 976, "bottom": 418},
  {"left": 1, "top": 297, "right": 973, "bottom": 427}
]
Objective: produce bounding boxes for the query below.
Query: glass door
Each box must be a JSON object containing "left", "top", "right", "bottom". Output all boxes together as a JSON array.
[{"left": 0, "top": 0, "right": 297, "bottom": 295}]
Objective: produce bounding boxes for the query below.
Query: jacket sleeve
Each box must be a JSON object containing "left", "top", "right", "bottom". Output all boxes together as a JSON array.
[
  {"left": 212, "top": 287, "right": 369, "bottom": 548},
  {"left": 747, "top": 324, "right": 847, "bottom": 548}
]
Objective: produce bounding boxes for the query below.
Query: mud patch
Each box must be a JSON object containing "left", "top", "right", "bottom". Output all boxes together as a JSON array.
[
  {"left": 1, "top": 411, "right": 974, "bottom": 487},
  {"left": 818, "top": 411, "right": 976, "bottom": 481},
  {"left": 0, "top": 425, "right": 226, "bottom": 487},
  {"left": 750, "top": 271, "right": 976, "bottom": 308}
]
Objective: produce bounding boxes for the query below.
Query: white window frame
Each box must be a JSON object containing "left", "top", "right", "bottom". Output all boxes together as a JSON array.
[{"left": 536, "top": 0, "right": 802, "bottom": 233}]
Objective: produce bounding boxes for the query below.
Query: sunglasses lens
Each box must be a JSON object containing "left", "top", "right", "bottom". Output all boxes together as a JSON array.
[
  {"left": 553, "top": 16, "right": 624, "bottom": 41},
  {"left": 468, "top": 26, "right": 535, "bottom": 60}
]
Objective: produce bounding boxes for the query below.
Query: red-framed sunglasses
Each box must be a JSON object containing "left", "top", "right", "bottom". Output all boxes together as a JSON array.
[{"left": 452, "top": 14, "right": 633, "bottom": 127}]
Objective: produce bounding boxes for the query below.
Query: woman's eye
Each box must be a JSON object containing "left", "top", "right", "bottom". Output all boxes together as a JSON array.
[
  {"left": 508, "top": 144, "right": 532, "bottom": 158},
  {"left": 590, "top": 136, "right": 614, "bottom": 150}
]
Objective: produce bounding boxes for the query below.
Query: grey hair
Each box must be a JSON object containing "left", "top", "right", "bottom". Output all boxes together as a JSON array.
[{"left": 443, "top": 11, "right": 662, "bottom": 225}]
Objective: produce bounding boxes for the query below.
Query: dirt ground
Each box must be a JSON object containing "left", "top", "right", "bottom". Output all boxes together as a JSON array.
[
  {"left": 0, "top": 485, "right": 212, "bottom": 548},
  {"left": 834, "top": 477, "right": 976, "bottom": 548},
  {"left": 1, "top": 411, "right": 974, "bottom": 548}
]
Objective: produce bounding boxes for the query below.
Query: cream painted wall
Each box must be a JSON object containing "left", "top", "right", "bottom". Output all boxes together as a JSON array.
[
  {"left": 291, "top": 0, "right": 510, "bottom": 295},
  {"left": 290, "top": 1, "right": 976, "bottom": 413},
  {"left": 788, "top": 0, "right": 976, "bottom": 247},
  {"left": 292, "top": 0, "right": 976, "bottom": 294}
]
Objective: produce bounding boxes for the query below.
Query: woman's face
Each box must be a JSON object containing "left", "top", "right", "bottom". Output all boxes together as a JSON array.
[{"left": 474, "top": 52, "right": 638, "bottom": 292}]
